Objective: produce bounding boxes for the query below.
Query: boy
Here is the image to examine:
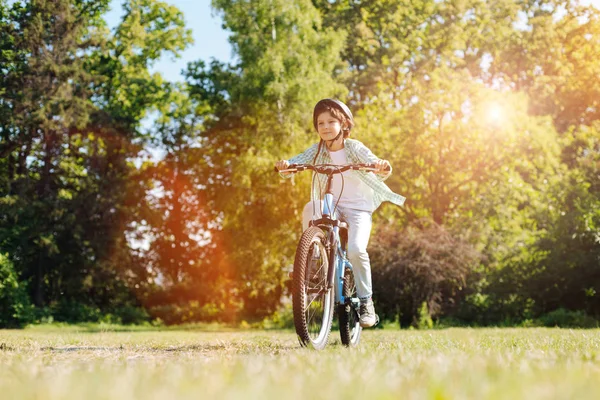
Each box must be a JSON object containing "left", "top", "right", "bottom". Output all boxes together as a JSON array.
[{"left": 275, "top": 98, "right": 405, "bottom": 327}]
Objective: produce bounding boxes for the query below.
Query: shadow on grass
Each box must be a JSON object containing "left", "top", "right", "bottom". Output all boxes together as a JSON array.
[
  {"left": 41, "top": 346, "right": 125, "bottom": 352},
  {"left": 24, "top": 322, "right": 263, "bottom": 334},
  {"left": 40, "top": 342, "right": 299, "bottom": 353}
]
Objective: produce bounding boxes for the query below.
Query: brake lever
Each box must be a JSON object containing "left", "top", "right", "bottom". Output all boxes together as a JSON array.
[{"left": 364, "top": 163, "right": 391, "bottom": 172}]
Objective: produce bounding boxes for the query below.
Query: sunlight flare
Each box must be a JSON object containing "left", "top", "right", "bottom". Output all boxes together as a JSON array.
[{"left": 484, "top": 102, "right": 505, "bottom": 125}]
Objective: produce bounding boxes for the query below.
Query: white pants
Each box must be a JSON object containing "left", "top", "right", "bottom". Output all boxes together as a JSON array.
[{"left": 302, "top": 201, "right": 373, "bottom": 300}]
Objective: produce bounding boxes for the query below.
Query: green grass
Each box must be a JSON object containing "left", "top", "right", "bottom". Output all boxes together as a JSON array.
[{"left": 1, "top": 326, "right": 600, "bottom": 399}]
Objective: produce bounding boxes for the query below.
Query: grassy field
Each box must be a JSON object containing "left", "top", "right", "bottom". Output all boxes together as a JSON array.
[{"left": 1, "top": 325, "right": 600, "bottom": 399}]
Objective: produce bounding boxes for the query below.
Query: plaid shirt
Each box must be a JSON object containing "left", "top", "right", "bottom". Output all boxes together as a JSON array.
[{"left": 282, "top": 139, "right": 406, "bottom": 210}]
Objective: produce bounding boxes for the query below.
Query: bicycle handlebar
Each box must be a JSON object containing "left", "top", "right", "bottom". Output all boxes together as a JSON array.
[{"left": 274, "top": 163, "right": 390, "bottom": 175}]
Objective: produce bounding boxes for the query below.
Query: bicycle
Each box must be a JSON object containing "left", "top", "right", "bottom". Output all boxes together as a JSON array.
[{"left": 278, "top": 162, "right": 384, "bottom": 350}]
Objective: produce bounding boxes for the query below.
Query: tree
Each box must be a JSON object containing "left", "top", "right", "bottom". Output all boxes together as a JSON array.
[
  {"left": 176, "top": 0, "right": 347, "bottom": 319},
  {"left": 312, "top": 0, "right": 573, "bottom": 325},
  {"left": 0, "top": 0, "right": 111, "bottom": 307},
  {"left": 0, "top": 0, "right": 192, "bottom": 321},
  {"left": 491, "top": 1, "right": 600, "bottom": 132}
]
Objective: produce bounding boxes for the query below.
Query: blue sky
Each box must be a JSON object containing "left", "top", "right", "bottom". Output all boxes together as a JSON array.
[{"left": 104, "top": 0, "right": 233, "bottom": 82}]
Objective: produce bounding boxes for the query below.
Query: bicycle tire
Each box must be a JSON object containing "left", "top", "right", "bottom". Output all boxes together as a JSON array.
[
  {"left": 292, "top": 227, "right": 334, "bottom": 350},
  {"left": 338, "top": 267, "right": 362, "bottom": 347}
]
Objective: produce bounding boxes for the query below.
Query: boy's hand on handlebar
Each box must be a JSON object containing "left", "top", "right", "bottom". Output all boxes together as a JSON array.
[
  {"left": 275, "top": 160, "right": 290, "bottom": 171},
  {"left": 374, "top": 159, "right": 391, "bottom": 175}
]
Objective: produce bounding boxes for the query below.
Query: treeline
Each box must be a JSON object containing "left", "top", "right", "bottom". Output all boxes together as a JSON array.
[{"left": 0, "top": 0, "right": 599, "bottom": 328}]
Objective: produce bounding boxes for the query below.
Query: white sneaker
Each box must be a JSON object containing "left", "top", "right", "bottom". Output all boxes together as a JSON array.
[{"left": 359, "top": 298, "right": 378, "bottom": 328}]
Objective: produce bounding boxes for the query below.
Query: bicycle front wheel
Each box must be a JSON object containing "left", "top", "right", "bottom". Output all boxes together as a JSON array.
[
  {"left": 292, "top": 227, "right": 334, "bottom": 350},
  {"left": 338, "top": 267, "right": 362, "bottom": 347}
]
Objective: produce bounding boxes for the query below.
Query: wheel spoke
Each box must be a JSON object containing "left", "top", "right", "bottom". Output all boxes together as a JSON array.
[
  {"left": 305, "top": 288, "right": 325, "bottom": 310},
  {"left": 305, "top": 293, "right": 319, "bottom": 313},
  {"left": 304, "top": 248, "right": 327, "bottom": 313},
  {"left": 307, "top": 301, "right": 321, "bottom": 328}
]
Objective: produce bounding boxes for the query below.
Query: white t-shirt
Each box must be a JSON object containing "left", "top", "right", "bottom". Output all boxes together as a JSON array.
[{"left": 328, "top": 148, "right": 375, "bottom": 212}]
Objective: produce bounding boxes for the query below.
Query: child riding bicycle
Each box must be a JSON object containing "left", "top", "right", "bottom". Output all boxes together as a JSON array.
[{"left": 275, "top": 98, "right": 405, "bottom": 328}]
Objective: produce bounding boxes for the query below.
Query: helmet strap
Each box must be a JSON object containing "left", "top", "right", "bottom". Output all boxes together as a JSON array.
[{"left": 325, "top": 131, "right": 344, "bottom": 149}]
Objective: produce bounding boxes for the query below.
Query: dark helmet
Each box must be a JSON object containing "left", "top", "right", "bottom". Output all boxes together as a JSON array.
[{"left": 313, "top": 98, "right": 354, "bottom": 134}]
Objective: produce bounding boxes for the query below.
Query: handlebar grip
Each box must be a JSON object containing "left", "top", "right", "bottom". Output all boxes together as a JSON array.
[
  {"left": 366, "top": 162, "right": 391, "bottom": 171},
  {"left": 274, "top": 163, "right": 298, "bottom": 173}
]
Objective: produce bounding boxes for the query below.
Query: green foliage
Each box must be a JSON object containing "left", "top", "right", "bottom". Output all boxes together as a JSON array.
[
  {"left": 51, "top": 300, "right": 103, "bottom": 323},
  {"left": 1, "top": 0, "right": 600, "bottom": 326},
  {"left": 492, "top": 1, "right": 600, "bottom": 132},
  {"left": 148, "top": 301, "right": 235, "bottom": 325},
  {"left": 147, "top": 0, "right": 348, "bottom": 321},
  {"left": 416, "top": 301, "right": 434, "bottom": 330},
  {"left": 0, "top": 253, "right": 34, "bottom": 328},
  {"left": 259, "top": 304, "right": 294, "bottom": 329},
  {"left": 110, "top": 305, "right": 151, "bottom": 325},
  {"left": 0, "top": 0, "right": 192, "bottom": 323},
  {"left": 537, "top": 308, "right": 599, "bottom": 329}
]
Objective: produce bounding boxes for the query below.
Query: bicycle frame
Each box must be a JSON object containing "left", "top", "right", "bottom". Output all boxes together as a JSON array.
[{"left": 310, "top": 177, "right": 357, "bottom": 308}]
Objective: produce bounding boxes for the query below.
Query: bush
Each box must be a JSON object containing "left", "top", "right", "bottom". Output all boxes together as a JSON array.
[
  {"left": 416, "top": 302, "right": 434, "bottom": 329},
  {"left": 0, "top": 253, "right": 34, "bottom": 328},
  {"left": 44, "top": 300, "right": 150, "bottom": 325},
  {"left": 261, "top": 303, "right": 294, "bottom": 329},
  {"left": 148, "top": 301, "right": 227, "bottom": 325},
  {"left": 371, "top": 220, "right": 480, "bottom": 328},
  {"left": 111, "top": 305, "right": 150, "bottom": 325},
  {"left": 51, "top": 300, "right": 103, "bottom": 323},
  {"left": 537, "top": 308, "right": 598, "bottom": 328}
]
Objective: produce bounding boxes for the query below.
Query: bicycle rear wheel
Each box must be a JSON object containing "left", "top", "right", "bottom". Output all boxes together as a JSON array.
[
  {"left": 292, "top": 227, "right": 334, "bottom": 350},
  {"left": 338, "top": 267, "right": 362, "bottom": 347}
]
